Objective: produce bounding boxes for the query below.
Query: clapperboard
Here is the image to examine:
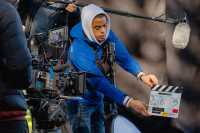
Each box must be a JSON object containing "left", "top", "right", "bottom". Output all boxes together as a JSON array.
[{"left": 148, "top": 85, "right": 183, "bottom": 118}]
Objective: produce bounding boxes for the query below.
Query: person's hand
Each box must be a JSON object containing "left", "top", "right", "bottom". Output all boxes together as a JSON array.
[
  {"left": 128, "top": 99, "right": 151, "bottom": 116},
  {"left": 66, "top": 1, "right": 77, "bottom": 12},
  {"left": 141, "top": 74, "right": 158, "bottom": 87}
]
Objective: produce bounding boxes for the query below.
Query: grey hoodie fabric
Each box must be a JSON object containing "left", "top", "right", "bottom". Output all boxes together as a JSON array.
[{"left": 81, "top": 4, "right": 111, "bottom": 45}]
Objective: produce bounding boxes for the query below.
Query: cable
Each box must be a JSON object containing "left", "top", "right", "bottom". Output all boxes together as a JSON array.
[
  {"left": 33, "top": 81, "right": 48, "bottom": 99},
  {"left": 42, "top": 40, "right": 67, "bottom": 62},
  {"left": 154, "top": 10, "right": 186, "bottom": 19},
  {"left": 68, "top": 37, "right": 73, "bottom": 72},
  {"left": 55, "top": 3, "right": 70, "bottom": 61},
  {"left": 53, "top": 37, "right": 73, "bottom": 100},
  {"left": 30, "top": 35, "right": 51, "bottom": 100},
  {"left": 58, "top": 41, "right": 67, "bottom": 60},
  {"left": 55, "top": 6, "right": 73, "bottom": 97},
  {"left": 52, "top": 36, "right": 74, "bottom": 100},
  {"left": 30, "top": 5, "right": 74, "bottom": 100},
  {"left": 35, "top": 36, "right": 49, "bottom": 63}
]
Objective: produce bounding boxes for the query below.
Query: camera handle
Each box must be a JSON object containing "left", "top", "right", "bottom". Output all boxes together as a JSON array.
[
  {"left": 107, "top": 42, "right": 116, "bottom": 87},
  {"left": 59, "top": 95, "right": 83, "bottom": 100}
]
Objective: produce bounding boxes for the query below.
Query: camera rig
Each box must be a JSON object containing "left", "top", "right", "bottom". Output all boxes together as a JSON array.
[
  {"left": 102, "top": 42, "right": 116, "bottom": 86},
  {"left": 27, "top": 54, "right": 86, "bottom": 98},
  {"left": 27, "top": 26, "right": 87, "bottom": 99},
  {"left": 26, "top": 26, "right": 90, "bottom": 133},
  {"left": 26, "top": 52, "right": 87, "bottom": 133},
  {"left": 101, "top": 42, "right": 124, "bottom": 124},
  {"left": 27, "top": 25, "right": 104, "bottom": 132}
]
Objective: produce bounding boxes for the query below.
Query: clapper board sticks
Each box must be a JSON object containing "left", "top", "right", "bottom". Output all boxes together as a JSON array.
[{"left": 148, "top": 85, "right": 183, "bottom": 118}]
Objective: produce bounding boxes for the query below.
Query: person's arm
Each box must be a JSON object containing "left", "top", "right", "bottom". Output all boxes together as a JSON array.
[
  {"left": 128, "top": 99, "right": 150, "bottom": 116},
  {"left": 138, "top": 73, "right": 158, "bottom": 87},
  {"left": 17, "top": 0, "right": 32, "bottom": 25},
  {"left": 0, "top": 3, "right": 32, "bottom": 88},
  {"left": 109, "top": 30, "right": 143, "bottom": 76},
  {"left": 109, "top": 30, "right": 158, "bottom": 87},
  {"left": 70, "top": 48, "right": 126, "bottom": 105},
  {"left": 68, "top": 43, "right": 150, "bottom": 116},
  {"left": 65, "top": 3, "right": 81, "bottom": 33}
]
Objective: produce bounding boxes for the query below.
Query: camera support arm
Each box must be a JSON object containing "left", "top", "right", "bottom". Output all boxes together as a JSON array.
[{"left": 104, "top": 42, "right": 116, "bottom": 87}]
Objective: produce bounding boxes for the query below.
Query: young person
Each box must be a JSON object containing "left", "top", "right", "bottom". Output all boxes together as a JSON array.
[{"left": 66, "top": 4, "right": 158, "bottom": 133}]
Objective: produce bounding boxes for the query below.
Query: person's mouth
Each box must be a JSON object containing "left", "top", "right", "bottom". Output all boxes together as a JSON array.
[{"left": 99, "top": 35, "right": 105, "bottom": 39}]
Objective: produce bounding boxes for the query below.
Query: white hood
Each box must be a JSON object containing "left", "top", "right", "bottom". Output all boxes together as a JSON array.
[{"left": 81, "top": 4, "right": 111, "bottom": 45}]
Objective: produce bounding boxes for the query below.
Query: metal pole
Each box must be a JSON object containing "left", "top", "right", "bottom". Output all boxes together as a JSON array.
[{"left": 47, "top": 0, "right": 176, "bottom": 24}]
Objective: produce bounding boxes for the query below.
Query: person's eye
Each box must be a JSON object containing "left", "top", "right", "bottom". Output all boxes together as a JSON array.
[{"left": 95, "top": 27, "right": 100, "bottom": 30}]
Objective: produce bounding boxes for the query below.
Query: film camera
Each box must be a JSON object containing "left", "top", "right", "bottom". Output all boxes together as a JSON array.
[
  {"left": 27, "top": 55, "right": 88, "bottom": 132},
  {"left": 26, "top": 26, "right": 87, "bottom": 133},
  {"left": 27, "top": 54, "right": 86, "bottom": 98}
]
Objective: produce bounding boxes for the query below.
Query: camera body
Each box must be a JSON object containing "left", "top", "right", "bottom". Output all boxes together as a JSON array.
[{"left": 27, "top": 54, "right": 86, "bottom": 99}]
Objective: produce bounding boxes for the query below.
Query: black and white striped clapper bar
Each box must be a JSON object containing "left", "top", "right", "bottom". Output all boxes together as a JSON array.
[{"left": 148, "top": 85, "right": 183, "bottom": 118}]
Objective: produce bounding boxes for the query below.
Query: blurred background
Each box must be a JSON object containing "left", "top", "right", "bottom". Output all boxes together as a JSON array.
[{"left": 78, "top": 0, "right": 200, "bottom": 133}]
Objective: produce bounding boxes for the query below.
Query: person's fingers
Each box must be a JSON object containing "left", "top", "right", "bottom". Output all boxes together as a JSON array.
[
  {"left": 68, "top": 4, "right": 76, "bottom": 8},
  {"left": 140, "top": 105, "right": 151, "bottom": 116},
  {"left": 143, "top": 109, "right": 151, "bottom": 116},
  {"left": 66, "top": 6, "right": 70, "bottom": 10},
  {"left": 72, "top": 3, "right": 76, "bottom": 8},
  {"left": 66, "top": 4, "right": 76, "bottom": 12},
  {"left": 141, "top": 102, "right": 149, "bottom": 107},
  {"left": 140, "top": 107, "right": 150, "bottom": 116},
  {"left": 151, "top": 76, "right": 156, "bottom": 84},
  {"left": 140, "top": 110, "right": 147, "bottom": 116},
  {"left": 69, "top": 5, "right": 74, "bottom": 9},
  {"left": 150, "top": 75, "right": 158, "bottom": 85},
  {"left": 150, "top": 83, "right": 154, "bottom": 87},
  {"left": 67, "top": 4, "right": 72, "bottom": 8},
  {"left": 153, "top": 76, "right": 158, "bottom": 85},
  {"left": 146, "top": 81, "right": 153, "bottom": 87},
  {"left": 130, "top": 101, "right": 151, "bottom": 116},
  {"left": 142, "top": 75, "right": 153, "bottom": 87},
  {"left": 66, "top": 8, "right": 71, "bottom": 12},
  {"left": 66, "top": 7, "right": 73, "bottom": 12}
]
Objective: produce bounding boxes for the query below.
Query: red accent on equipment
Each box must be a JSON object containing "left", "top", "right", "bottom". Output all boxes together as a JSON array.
[{"left": 172, "top": 109, "right": 178, "bottom": 113}]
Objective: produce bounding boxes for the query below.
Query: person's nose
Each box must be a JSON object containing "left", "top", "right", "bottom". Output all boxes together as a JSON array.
[{"left": 100, "top": 27, "right": 106, "bottom": 33}]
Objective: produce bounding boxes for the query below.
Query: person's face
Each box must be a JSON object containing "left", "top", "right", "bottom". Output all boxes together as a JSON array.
[{"left": 92, "top": 16, "right": 107, "bottom": 42}]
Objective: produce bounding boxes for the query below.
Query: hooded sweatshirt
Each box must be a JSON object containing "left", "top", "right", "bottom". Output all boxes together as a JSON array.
[
  {"left": 81, "top": 4, "right": 111, "bottom": 45},
  {"left": 67, "top": 4, "right": 143, "bottom": 106}
]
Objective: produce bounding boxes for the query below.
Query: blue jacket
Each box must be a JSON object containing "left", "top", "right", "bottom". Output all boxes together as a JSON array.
[{"left": 67, "top": 22, "right": 142, "bottom": 106}]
